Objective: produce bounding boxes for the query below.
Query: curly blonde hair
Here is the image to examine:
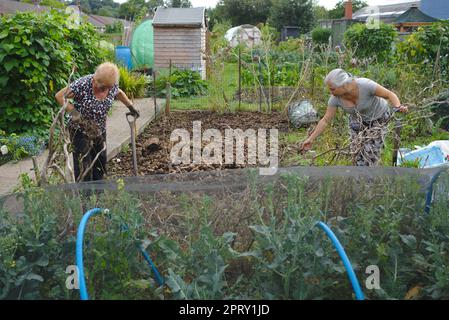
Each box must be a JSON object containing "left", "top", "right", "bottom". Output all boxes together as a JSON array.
[{"left": 94, "top": 62, "right": 120, "bottom": 86}]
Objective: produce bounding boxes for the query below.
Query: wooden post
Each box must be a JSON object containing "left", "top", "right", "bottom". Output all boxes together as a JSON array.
[
  {"left": 152, "top": 69, "right": 157, "bottom": 115},
  {"left": 165, "top": 82, "right": 171, "bottom": 116},
  {"left": 238, "top": 46, "right": 242, "bottom": 111},
  {"left": 258, "top": 57, "right": 262, "bottom": 112},
  {"left": 392, "top": 120, "right": 402, "bottom": 166}
]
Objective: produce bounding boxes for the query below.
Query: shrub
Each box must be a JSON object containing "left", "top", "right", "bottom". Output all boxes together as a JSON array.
[
  {"left": 311, "top": 27, "right": 331, "bottom": 45},
  {"left": 119, "top": 67, "right": 148, "bottom": 99},
  {"left": 105, "top": 21, "right": 123, "bottom": 34},
  {"left": 344, "top": 23, "right": 397, "bottom": 62},
  {"left": 0, "top": 11, "right": 106, "bottom": 135},
  {"left": 154, "top": 69, "right": 208, "bottom": 98},
  {"left": 396, "top": 21, "right": 449, "bottom": 81}
]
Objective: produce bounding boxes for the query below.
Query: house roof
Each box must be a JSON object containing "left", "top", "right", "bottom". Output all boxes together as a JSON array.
[
  {"left": 0, "top": 0, "right": 48, "bottom": 15},
  {"left": 353, "top": 1, "right": 421, "bottom": 22},
  {"left": 152, "top": 7, "right": 206, "bottom": 27},
  {"left": 0, "top": 1, "right": 130, "bottom": 29},
  {"left": 395, "top": 5, "right": 438, "bottom": 23}
]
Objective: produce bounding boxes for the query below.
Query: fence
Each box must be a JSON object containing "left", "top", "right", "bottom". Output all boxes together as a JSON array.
[{"left": 153, "top": 47, "right": 311, "bottom": 114}]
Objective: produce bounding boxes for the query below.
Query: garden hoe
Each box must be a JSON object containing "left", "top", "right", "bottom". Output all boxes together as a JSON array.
[{"left": 126, "top": 112, "right": 138, "bottom": 176}]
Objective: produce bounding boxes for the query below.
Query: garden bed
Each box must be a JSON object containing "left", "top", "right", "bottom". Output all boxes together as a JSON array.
[{"left": 109, "top": 110, "right": 298, "bottom": 176}]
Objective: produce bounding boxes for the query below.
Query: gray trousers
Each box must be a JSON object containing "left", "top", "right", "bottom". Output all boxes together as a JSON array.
[{"left": 349, "top": 111, "right": 391, "bottom": 166}]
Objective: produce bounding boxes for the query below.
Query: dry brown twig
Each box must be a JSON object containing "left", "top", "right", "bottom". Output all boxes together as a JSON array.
[{"left": 40, "top": 66, "right": 77, "bottom": 185}]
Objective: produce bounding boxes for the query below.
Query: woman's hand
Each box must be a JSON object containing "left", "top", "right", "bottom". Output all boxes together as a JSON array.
[
  {"left": 300, "top": 138, "right": 314, "bottom": 153},
  {"left": 396, "top": 105, "right": 409, "bottom": 113}
]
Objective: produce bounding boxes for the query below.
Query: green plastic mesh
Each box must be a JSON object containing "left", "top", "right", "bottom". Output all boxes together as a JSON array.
[{"left": 130, "top": 19, "right": 154, "bottom": 70}]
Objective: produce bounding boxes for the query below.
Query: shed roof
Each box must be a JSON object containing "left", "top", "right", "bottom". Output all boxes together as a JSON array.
[
  {"left": 353, "top": 1, "right": 421, "bottom": 22},
  {"left": 395, "top": 5, "right": 438, "bottom": 23},
  {"left": 153, "top": 7, "right": 206, "bottom": 27}
]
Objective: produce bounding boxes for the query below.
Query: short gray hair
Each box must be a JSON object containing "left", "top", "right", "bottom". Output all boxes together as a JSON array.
[{"left": 324, "top": 68, "right": 355, "bottom": 87}]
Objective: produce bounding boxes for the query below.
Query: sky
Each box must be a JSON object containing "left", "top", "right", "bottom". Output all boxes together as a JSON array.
[{"left": 113, "top": 0, "right": 418, "bottom": 9}]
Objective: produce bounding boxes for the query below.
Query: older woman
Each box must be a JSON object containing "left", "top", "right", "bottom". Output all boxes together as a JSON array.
[
  {"left": 55, "top": 62, "right": 140, "bottom": 181},
  {"left": 300, "top": 68, "right": 408, "bottom": 166}
]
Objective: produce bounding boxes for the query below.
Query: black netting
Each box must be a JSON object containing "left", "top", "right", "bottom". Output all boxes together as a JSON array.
[{"left": 1, "top": 167, "right": 448, "bottom": 300}]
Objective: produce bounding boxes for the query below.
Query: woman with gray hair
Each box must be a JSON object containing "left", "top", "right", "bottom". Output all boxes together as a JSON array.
[
  {"left": 300, "top": 68, "right": 408, "bottom": 166},
  {"left": 55, "top": 62, "right": 140, "bottom": 181}
]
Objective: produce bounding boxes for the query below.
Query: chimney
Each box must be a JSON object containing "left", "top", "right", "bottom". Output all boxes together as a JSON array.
[{"left": 345, "top": 0, "right": 353, "bottom": 20}]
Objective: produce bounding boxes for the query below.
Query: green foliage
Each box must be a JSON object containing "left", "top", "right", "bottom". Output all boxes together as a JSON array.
[
  {"left": 344, "top": 23, "right": 398, "bottom": 62},
  {"left": 312, "top": 27, "right": 332, "bottom": 45},
  {"left": 0, "top": 130, "right": 45, "bottom": 165},
  {"left": 396, "top": 21, "right": 449, "bottom": 81},
  {"left": 22, "top": 0, "right": 66, "bottom": 9},
  {"left": 328, "top": 0, "right": 367, "bottom": 19},
  {"left": 154, "top": 69, "right": 208, "bottom": 98},
  {"left": 208, "top": 0, "right": 273, "bottom": 29},
  {"left": 2, "top": 172, "right": 449, "bottom": 299},
  {"left": 398, "top": 158, "right": 421, "bottom": 168},
  {"left": 119, "top": 67, "right": 148, "bottom": 99},
  {"left": 0, "top": 11, "right": 106, "bottom": 135},
  {"left": 105, "top": 21, "right": 123, "bottom": 34},
  {"left": 118, "top": 0, "right": 150, "bottom": 21},
  {"left": 313, "top": 5, "right": 329, "bottom": 25},
  {"left": 268, "top": 0, "right": 314, "bottom": 33}
]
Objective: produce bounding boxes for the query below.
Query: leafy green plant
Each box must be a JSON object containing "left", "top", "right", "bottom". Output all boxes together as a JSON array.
[
  {"left": 312, "top": 27, "right": 331, "bottom": 45},
  {"left": 105, "top": 21, "right": 124, "bottom": 34},
  {"left": 0, "top": 11, "right": 106, "bottom": 135},
  {"left": 154, "top": 69, "right": 208, "bottom": 98},
  {"left": 1, "top": 170, "right": 449, "bottom": 300},
  {"left": 119, "top": 67, "right": 148, "bottom": 99},
  {"left": 344, "top": 22, "right": 397, "bottom": 63},
  {"left": 0, "top": 130, "right": 45, "bottom": 165},
  {"left": 399, "top": 158, "right": 421, "bottom": 168},
  {"left": 396, "top": 21, "right": 449, "bottom": 81}
]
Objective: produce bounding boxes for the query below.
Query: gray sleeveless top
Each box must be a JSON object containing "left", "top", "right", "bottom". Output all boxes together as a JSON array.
[{"left": 328, "top": 78, "right": 390, "bottom": 122}]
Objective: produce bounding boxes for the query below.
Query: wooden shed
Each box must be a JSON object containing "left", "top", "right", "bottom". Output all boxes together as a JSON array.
[{"left": 153, "top": 7, "right": 208, "bottom": 79}]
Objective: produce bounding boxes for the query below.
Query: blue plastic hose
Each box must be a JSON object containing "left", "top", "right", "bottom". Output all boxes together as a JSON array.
[
  {"left": 316, "top": 221, "right": 365, "bottom": 300},
  {"left": 138, "top": 244, "right": 165, "bottom": 286},
  {"left": 76, "top": 208, "right": 103, "bottom": 300},
  {"left": 76, "top": 208, "right": 164, "bottom": 300}
]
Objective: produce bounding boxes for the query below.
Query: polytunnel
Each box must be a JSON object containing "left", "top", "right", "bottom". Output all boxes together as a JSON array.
[{"left": 130, "top": 19, "right": 154, "bottom": 70}]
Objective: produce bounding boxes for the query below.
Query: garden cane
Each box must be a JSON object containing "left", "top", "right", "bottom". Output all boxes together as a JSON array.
[{"left": 126, "top": 112, "right": 138, "bottom": 176}]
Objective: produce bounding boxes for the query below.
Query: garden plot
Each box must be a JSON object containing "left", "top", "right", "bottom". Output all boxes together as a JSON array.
[
  {"left": 1, "top": 167, "right": 448, "bottom": 300},
  {"left": 109, "top": 110, "right": 299, "bottom": 176}
]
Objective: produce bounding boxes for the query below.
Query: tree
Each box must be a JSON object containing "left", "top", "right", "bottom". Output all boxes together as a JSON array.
[
  {"left": 268, "top": 0, "right": 314, "bottom": 33},
  {"left": 168, "top": 0, "right": 192, "bottom": 8},
  {"left": 118, "top": 0, "right": 146, "bottom": 20},
  {"left": 313, "top": 4, "right": 329, "bottom": 24},
  {"left": 328, "top": 0, "right": 367, "bottom": 20},
  {"left": 98, "top": 6, "right": 116, "bottom": 17},
  {"left": 208, "top": 0, "right": 272, "bottom": 27}
]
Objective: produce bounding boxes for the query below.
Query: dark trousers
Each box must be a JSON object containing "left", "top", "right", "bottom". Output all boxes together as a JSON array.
[{"left": 71, "top": 129, "right": 107, "bottom": 182}]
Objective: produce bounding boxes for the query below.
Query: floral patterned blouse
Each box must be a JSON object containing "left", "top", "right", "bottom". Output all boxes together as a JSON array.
[{"left": 69, "top": 74, "right": 119, "bottom": 134}]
